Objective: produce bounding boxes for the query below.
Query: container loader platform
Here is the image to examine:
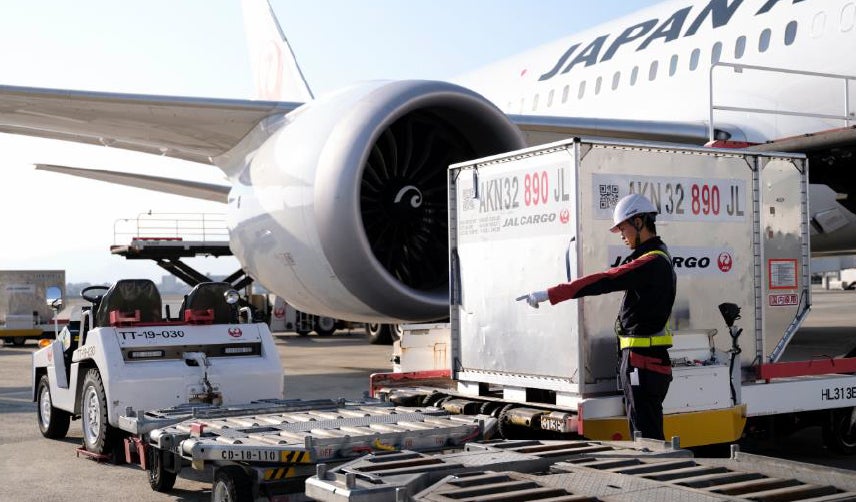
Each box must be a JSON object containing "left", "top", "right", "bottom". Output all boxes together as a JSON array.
[
  {"left": 109, "top": 212, "right": 366, "bottom": 337},
  {"left": 109, "top": 212, "right": 254, "bottom": 291}
]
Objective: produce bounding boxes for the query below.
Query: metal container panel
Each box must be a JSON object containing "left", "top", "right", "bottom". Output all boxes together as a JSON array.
[
  {"left": 759, "top": 156, "right": 811, "bottom": 362},
  {"left": 578, "top": 143, "right": 759, "bottom": 383},
  {"left": 451, "top": 145, "right": 581, "bottom": 393}
]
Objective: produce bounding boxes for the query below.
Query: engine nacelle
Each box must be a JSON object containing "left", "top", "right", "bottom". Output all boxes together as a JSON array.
[{"left": 228, "top": 80, "right": 526, "bottom": 322}]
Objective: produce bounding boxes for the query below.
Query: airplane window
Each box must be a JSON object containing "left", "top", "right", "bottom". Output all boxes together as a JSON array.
[
  {"left": 785, "top": 20, "right": 798, "bottom": 45},
  {"left": 759, "top": 28, "right": 771, "bottom": 52},
  {"left": 595, "top": 76, "right": 602, "bottom": 95},
  {"left": 630, "top": 66, "right": 639, "bottom": 86},
  {"left": 532, "top": 93, "right": 540, "bottom": 111},
  {"left": 690, "top": 49, "right": 700, "bottom": 71},
  {"left": 562, "top": 85, "right": 570, "bottom": 103},
  {"left": 612, "top": 71, "right": 620, "bottom": 90},
  {"left": 669, "top": 55, "right": 678, "bottom": 76},
  {"left": 734, "top": 36, "right": 746, "bottom": 59},
  {"left": 843, "top": 3, "right": 856, "bottom": 31},
  {"left": 578, "top": 81, "right": 586, "bottom": 99},
  {"left": 649, "top": 60, "right": 658, "bottom": 81},
  {"left": 811, "top": 12, "right": 826, "bottom": 38},
  {"left": 547, "top": 89, "right": 555, "bottom": 107},
  {"left": 711, "top": 42, "right": 722, "bottom": 64}
]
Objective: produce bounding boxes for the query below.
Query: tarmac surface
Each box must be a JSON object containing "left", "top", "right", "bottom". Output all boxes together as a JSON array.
[{"left": 0, "top": 288, "right": 854, "bottom": 501}]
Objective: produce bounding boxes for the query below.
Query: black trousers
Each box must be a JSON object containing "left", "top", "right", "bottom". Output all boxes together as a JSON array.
[{"left": 618, "top": 348, "right": 672, "bottom": 440}]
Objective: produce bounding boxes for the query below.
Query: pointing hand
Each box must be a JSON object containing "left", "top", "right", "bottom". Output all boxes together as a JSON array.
[{"left": 516, "top": 291, "right": 549, "bottom": 308}]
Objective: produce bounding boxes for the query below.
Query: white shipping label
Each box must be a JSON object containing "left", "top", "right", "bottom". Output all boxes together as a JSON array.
[
  {"left": 457, "top": 156, "right": 575, "bottom": 242},
  {"left": 5, "top": 284, "right": 36, "bottom": 294},
  {"left": 592, "top": 173, "right": 747, "bottom": 223}
]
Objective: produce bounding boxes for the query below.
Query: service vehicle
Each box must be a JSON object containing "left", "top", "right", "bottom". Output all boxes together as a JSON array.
[
  {"left": 0, "top": 269, "right": 64, "bottom": 346},
  {"left": 261, "top": 294, "right": 402, "bottom": 343},
  {"left": 829, "top": 268, "right": 856, "bottom": 290},
  {"left": 266, "top": 294, "right": 336, "bottom": 335},
  {"left": 372, "top": 138, "right": 856, "bottom": 454},
  {"left": 31, "top": 279, "right": 284, "bottom": 458},
  {"left": 111, "top": 212, "right": 400, "bottom": 344}
]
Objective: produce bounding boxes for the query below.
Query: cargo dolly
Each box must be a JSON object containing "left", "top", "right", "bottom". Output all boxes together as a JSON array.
[{"left": 118, "top": 398, "right": 497, "bottom": 500}]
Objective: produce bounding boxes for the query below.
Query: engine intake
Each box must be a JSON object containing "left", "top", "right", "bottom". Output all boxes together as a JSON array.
[{"left": 230, "top": 80, "right": 525, "bottom": 322}]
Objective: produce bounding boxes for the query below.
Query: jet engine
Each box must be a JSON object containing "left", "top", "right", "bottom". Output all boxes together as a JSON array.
[{"left": 227, "top": 80, "right": 526, "bottom": 322}]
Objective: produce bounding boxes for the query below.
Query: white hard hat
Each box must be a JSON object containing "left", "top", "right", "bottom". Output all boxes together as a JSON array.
[{"left": 610, "top": 194, "right": 658, "bottom": 233}]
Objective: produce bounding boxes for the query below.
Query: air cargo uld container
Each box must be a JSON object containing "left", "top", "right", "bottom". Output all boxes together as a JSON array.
[
  {"left": 447, "top": 138, "right": 809, "bottom": 443},
  {"left": 0, "top": 270, "right": 65, "bottom": 346}
]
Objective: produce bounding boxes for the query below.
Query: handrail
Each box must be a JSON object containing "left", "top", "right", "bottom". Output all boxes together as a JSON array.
[
  {"left": 709, "top": 62, "right": 855, "bottom": 142},
  {"left": 113, "top": 212, "right": 228, "bottom": 244}
]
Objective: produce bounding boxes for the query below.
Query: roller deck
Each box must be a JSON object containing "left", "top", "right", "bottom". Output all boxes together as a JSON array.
[
  {"left": 125, "top": 399, "right": 497, "bottom": 496},
  {"left": 307, "top": 438, "right": 856, "bottom": 501}
]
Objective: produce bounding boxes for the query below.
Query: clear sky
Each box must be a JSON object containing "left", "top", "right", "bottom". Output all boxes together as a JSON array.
[{"left": 0, "top": 0, "right": 661, "bottom": 285}]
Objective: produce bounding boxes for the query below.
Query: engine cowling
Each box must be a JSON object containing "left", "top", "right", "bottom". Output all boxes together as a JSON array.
[{"left": 227, "top": 80, "right": 526, "bottom": 322}]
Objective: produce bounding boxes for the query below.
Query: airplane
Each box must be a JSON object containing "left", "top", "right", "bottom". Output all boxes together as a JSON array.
[{"left": 5, "top": 0, "right": 856, "bottom": 324}]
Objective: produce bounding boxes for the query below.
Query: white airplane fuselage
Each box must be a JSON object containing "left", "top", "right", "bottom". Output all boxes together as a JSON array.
[{"left": 465, "top": 0, "right": 854, "bottom": 142}]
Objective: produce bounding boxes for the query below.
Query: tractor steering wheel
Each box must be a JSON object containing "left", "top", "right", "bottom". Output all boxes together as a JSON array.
[{"left": 81, "top": 285, "right": 110, "bottom": 304}]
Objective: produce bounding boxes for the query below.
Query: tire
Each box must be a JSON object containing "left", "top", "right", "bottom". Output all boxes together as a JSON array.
[
  {"left": 80, "top": 368, "right": 118, "bottom": 455},
  {"left": 479, "top": 401, "right": 504, "bottom": 417},
  {"left": 37, "top": 375, "right": 70, "bottom": 439},
  {"left": 422, "top": 392, "right": 448, "bottom": 407},
  {"left": 295, "top": 329, "right": 310, "bottom": 336},
  {"left": 11, "top": 337, "right": 25, "bottom": 347},
  {"left": 148, "top": 448, "right": 177, "bottom": 493},
  {"left": 314, "top": 316, "right": 337, "bottom": 336},
  {"left": 823, "top": 407, "right": 856, "bottom": 454},
  {"left": 497, "top": 404, "right": 516, "bottom": 439},
  {"left": 365, "top": 323, "right": 393, "bottom": 345},
  {"left": 212, "top": 466, "right": 253, "bottom": 502},
  {"left": 390, "top": 324, "right": 403, "bottom": 342}
]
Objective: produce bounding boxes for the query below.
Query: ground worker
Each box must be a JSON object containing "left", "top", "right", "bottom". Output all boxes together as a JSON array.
[{"left": 519, "top": 193, "right": 676, "bottom": 440}]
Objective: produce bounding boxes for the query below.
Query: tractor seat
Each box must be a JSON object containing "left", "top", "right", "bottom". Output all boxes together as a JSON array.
[
  {"left": 94, "top": 279, "right": 163, "bottom": 328},
  {"left": 181, "top": 282, "right": 235, "bottom": 325}
]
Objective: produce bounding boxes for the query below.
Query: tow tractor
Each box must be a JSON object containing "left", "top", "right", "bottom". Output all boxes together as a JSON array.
[{"left": 31, "top": 279, "right": 284, "bottom": 458}]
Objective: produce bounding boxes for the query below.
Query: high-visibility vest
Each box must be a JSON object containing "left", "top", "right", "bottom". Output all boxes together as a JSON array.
[
  {"left": 616, "top": 249, "right": 673, "bottom": 349},
  {"left": 618, "top": 331, "right": 673, "bottom": 349}
]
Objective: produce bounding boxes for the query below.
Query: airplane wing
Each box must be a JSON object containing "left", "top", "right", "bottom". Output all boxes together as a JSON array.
[
  {"left": 0, "top": 84, "right": 298, "bottom": 165},
  {"left": 1, "top": 82, "right": 721, "bottom": 177},
  {"left": 510, "top": 114, "right": 719, "bottom": 145},
  {"left": 34, "top": 164, "right": 230, "bottom": 203}
]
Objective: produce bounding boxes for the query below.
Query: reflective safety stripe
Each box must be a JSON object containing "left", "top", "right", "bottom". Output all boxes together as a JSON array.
[
  {"left": 642, "top": 249, "right": 671, "bottom": 262},
  {"left": 618, "top": 333, "right": 673, "bottom": 349}
]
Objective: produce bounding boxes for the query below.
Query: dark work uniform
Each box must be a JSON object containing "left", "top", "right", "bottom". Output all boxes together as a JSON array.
[{"left": 546, "top": 236, "right": 676, "bottom": 440}]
